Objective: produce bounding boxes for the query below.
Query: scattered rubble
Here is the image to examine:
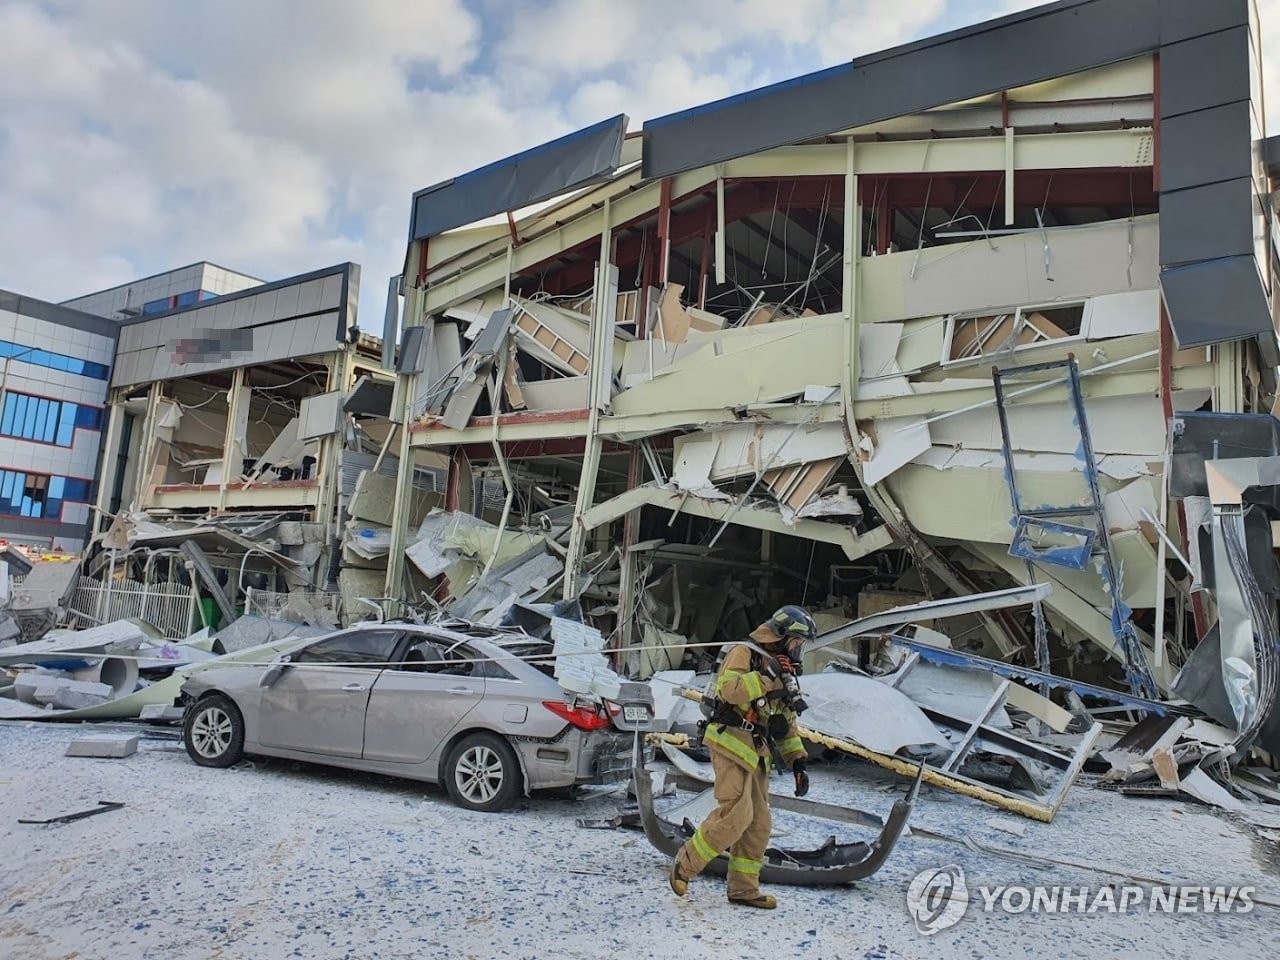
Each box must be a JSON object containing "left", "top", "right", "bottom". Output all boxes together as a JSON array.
[
  {"left": 65, "top": 734, "right": 139, "bottom": 759},
  {"left": 3, "top": 6, "right": 1280, "bottom": 903}
]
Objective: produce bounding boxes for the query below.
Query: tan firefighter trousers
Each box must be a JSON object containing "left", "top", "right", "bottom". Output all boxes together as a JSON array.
[{"left": 674, "top": 745, "right": 771, "bottom": 900}]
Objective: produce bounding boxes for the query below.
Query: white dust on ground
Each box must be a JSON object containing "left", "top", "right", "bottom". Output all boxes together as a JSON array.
[{"left": 0, "top": 721, "right": 1277, "bottom": 960}]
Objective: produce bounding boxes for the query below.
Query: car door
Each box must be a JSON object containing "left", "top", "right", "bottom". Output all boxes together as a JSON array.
[
  {"left": 257, "top": 628, "right": 403, "bottom": 758},
  {"left": 361, "top": 639, "right": 485, "bottom": 769}
]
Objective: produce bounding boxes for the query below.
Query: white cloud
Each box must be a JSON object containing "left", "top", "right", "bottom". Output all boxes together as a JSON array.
[{"left": 0, "top": 0, "right": 1277, "bottom": 325}]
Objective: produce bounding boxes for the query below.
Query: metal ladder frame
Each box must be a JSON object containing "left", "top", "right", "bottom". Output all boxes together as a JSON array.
[{"left": 991, "top": 355, "right": 1157, "bottom": 698}]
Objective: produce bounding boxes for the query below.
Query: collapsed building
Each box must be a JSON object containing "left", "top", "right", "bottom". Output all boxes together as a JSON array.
[
  {"left": 380, "top": 0, "right": 1280, "bottom": 762},
  {"left": 77, "top": 262, "right": 409, "bottom": 634},
  {"left": 3, "top": 0, "right": 1280, "bottom": 830}
]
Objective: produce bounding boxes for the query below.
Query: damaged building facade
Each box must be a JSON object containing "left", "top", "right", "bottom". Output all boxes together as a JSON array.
[
  {"left": 383, "top": 0, "right": 1280, "bottom": 757},
  {"left": 86, "top": 262, "right": 408, "bottom": 634}
]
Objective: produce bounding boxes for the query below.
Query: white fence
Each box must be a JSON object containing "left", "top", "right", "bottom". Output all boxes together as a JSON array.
[
  {"left": 244, "top": 588, "right": 344, "bottom": 626},
  {"left": 64, "top": 575, "right": 198, "bottom": 639}
]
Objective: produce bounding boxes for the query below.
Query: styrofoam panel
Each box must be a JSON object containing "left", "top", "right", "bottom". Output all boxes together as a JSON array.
[
  {"left": 865, "top": 416, "right": 933, "bottom": 486},
  {"left": 1081, "top": 289, "right": 1161, "bottom": 339}
]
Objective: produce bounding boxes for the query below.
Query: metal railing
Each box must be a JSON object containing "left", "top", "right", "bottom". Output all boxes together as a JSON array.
[
  {"left": 244, "top": 588, "right": 344, "bottom": 626},
  {"left": 63, "top": 575, "right": 198, "bottom": 639}
]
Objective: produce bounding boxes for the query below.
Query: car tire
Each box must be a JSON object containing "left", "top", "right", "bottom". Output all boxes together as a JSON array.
[
  {"left": 183, "top": 694, "right": 246, "bottom": 768},
  {"left": 443, "top": 732, "right": 521, "bottom": 813}
]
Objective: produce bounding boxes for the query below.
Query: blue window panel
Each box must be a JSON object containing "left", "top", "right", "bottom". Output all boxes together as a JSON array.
[
  {"left": 0, "top": 342, "right": 110, "bottom": 382},
  {"left": 0, "top": 471, "right": 87, "bottom": 519},
  {"left": 175, "top": 290, "right": 199, "bottom": 307},
  {"left": 57, "top": 405, "right": 75, "bottom": 446},
  {"left": 0, "top": 393, "right": 103, "bottom": 446},
  {"left": 74, "top": 405, "right": 103, "bottom": 430},
  {"left": 63, "top": 478, "right": 91, "bottom": 502},
  {"left": 21, "top": 399, "right": 36, "bottom": 439},
  {"left": 198, "top": 290, "right": 217, "bottom": 301},
  {"left": 142, "top": 298, "right": 170, "bottom": 314},
  {"left": 83, "top": 359, "right": 109, "bottom": 380}
]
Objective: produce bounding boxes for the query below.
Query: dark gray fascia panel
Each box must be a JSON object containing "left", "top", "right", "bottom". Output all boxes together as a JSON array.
[
  {"left": 641, "top": 0, "right": 1158, "bottom": 179},
  {"left": 0, "top": 290, "right": 121, "bottom": 341},
  {"left": 0, "top": 516, "right": 90, "bottom": 544},
  {"left": 409, "top": 115, "right": 627, "bottom": 242},
  {"left": 1158, "top": 26, "right": 1251, "bottom": 120},
  {"left": 1156, "top": 0, "right": 1249, "bottom": 45},
  {"left": 1264, "top": 134, "right": 1280, "bottom": 179},
  {"left": 1158, "top": 101, "right": 1254, "bottom": 193},
  {"left": 1161, "top": 255, "right": 1273, "bottom": 348},
  {"left": 117, "top": 262, "right": 357, "bottom": 327},
  {"left": 344, "top": 376, "right": 395, "bottom": 418},
  {"left": 1158, "top": 177, "right": 1257, "bottom": 267}
]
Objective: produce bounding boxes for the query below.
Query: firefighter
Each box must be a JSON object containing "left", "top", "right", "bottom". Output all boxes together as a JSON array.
[{"left": 668, "top": 605, "right": 815, "bottom": 909}]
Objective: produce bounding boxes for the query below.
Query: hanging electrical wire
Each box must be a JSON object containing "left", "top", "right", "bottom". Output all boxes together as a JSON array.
[{"left": 253, "top": 368, "right": 326, "bottom": 392}]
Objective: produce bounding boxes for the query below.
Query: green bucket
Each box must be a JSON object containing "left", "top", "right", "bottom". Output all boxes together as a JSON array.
[{"left": 199, "top": 597, "right": 222, "bottom": 630}]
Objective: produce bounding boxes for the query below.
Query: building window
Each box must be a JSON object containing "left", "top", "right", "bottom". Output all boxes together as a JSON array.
[
  {"left": 175, "top": 290, "right": 199, "bottom": 308},
  {"left": 0, "top": 393, "right": 103, "bottom": 446},
  {"left": 198, "top": 290, "right": 217, "bottom": 302},
  {"left": 0, "top": 471, "right": 90, "bottom": 520},
  {"left": 0, "top": 341, "right": 111, "bottom": 381},
  {"left": 142, "top": 298, "right": 170, "bottom": 315}
]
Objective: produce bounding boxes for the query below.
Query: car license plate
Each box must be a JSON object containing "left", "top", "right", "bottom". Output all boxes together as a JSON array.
[{"left": 623, "top": 705, "right": 648, "bottom": 722}]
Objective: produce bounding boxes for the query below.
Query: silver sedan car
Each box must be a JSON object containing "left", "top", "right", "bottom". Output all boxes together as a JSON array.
[{"left": 179, "top": 621, "right": 635, "bottom": 812}]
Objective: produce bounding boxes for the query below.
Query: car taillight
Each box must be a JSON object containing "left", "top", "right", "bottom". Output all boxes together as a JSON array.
[{"left": 542, "top": 700, "right": 611, "bottom": 731}]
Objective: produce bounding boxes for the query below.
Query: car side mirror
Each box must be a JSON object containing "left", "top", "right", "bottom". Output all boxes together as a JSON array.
[{"left": 259, "top": 655, "right": 293, "bottom": 688}]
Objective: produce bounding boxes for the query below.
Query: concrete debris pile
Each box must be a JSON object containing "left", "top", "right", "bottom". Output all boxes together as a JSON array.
[
  {"left": 404, "top": 508, "right": 568, "bottom": 624},
  {"left": 640, "top": 585, "right": 1280, "bottom": 824}
]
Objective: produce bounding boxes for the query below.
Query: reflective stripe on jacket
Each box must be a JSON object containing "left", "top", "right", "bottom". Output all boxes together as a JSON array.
[
  {"left": 705, "top": 643, "right": 779, "bottom": 772},
  {"left": 706, "top": 638, "right": 807, "bottom": 771}
]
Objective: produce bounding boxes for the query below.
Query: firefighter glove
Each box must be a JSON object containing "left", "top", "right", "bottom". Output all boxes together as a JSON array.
[{"left": 793, "top": 760, "right": 810, "bottom": 798}]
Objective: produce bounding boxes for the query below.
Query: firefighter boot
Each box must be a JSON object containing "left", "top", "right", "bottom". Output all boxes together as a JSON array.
[
  {"left": 668, "top": 860, "right": 689, "bottom": 897},
  {"left": 729, "top": 894, "right": 777, "bottom": 909}
]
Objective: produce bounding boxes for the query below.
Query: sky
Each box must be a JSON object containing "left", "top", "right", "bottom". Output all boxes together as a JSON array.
[{"left": 1, "top": 0, "right": 1277, "bottom": 323}]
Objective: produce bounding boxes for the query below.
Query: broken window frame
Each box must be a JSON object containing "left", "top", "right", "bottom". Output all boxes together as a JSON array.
[{"left": 940, "top": 300, "right": 1088, "bottom": 368}]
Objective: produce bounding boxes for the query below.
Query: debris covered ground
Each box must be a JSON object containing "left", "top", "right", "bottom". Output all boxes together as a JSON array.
[
  {"left": 1, "top": 722, "right": 1276, "bottom": 960},
  {"left": 3, "top": 3, "right": 1280, "bottom": 958}
]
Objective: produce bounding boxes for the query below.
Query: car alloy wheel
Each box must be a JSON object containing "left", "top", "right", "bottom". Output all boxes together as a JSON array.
[
  {"left": 454, "top": 743, "right": 505, "bottom": 805},
  {"left": 190, "top": 705, "right": 234, "bottom": 760},
  {"left": 444, "top": 732, "right": 520, "bottom": 812},
  {"left": 183, "top": 694, "right": 245, "bottom": 768}
]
